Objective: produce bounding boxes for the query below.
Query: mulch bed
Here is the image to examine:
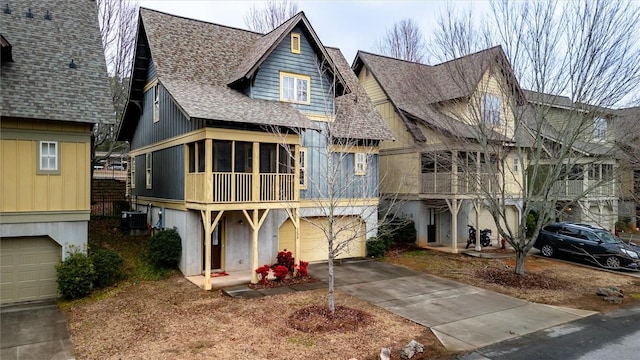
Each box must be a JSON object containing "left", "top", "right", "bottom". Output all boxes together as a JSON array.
[
  {"left": 248, "top": 275, "right": 318, "bottom": 289},
  {"left": 289, "top": 305, "right": 372, "bottom": 333},
  {"left": 475, "top": 266, "right": 572, "bottom": 290}
]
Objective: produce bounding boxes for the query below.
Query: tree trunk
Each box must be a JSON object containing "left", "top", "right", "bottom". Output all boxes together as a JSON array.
[
  {"left": 328, "top": 255, "right": 335, "bottom": 313},
  {"left": 514, "top": 249, "right": 527, "bottom": 275}
]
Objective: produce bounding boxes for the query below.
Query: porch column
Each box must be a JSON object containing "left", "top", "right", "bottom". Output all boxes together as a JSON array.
[
  {"left": 205, "top": 139, "right": 213, "bottom": 203},
  {"left": 252, "top": 142, "right": 259, "bottom": 202},
  {"left": 446, "top": 199, "right": 462, "bottom": 253},
  {"left": 285, "top": 208, "right": 301, "bottom": 266},
  {"left": 474, "top": 201, "right": 482, "bottom": 251},
  {"left": 242, "top": 209, "right": 271, "bottom": 284},
  {"left": 201, "top": 210, "right": 224, "bottom": 291}
]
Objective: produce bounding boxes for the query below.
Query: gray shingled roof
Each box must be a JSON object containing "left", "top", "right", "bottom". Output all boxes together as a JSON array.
[
  {"left": 134, "top": 8, "right": 382, "bottom": 139},
  {"left": 0, "top": 0, "right": 113, "bottom": 124},
  {"left": 326, "top": 47, "right": 393, "bottom": 141},
  {"left": 355, "top": 47, "right": 525, "bottom": 142}
]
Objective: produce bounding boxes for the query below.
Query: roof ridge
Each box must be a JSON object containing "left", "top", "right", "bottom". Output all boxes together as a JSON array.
[
  {"left": 356, "top": 50, "right": 432, "bottom": 67},
  {"left": 139, "top": 7, "right": 262, "bottom": 35},
  {"left": 431, "top": 45, "right": 503, "bottom": 68}
]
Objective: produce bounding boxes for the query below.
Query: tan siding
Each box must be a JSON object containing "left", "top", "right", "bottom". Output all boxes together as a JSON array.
[
  {"left": 358, "top": 67, "right": 386, "bottom": 104},
  {"left": 380, "top": 153, "right": 419, "bottom": 194},
  {"left": 1, "top": 136, "right": 91, "bottom": 213}
]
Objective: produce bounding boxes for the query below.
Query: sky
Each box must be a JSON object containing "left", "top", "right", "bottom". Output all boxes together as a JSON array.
[{"left": 137, "top": 0, "right": 490, "bottom": 64}]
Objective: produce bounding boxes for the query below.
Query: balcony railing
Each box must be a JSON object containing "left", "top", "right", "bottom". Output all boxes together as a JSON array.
[
  {"left": 185, "top": 172, "right": 297, "bottom": 203},
  {"left": 421, "top": 172, "right": 498, "bottom": 195},
  {"left": 550, "top": 179, "right": 615, "bottom": 198}
]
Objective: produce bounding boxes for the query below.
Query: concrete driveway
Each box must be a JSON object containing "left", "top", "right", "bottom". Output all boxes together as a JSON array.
[
  {"left": 308, "top": 259, "right": 596, "bottom": 351},
  {"left": 1, "top": 301, "right": 75, "bottom": 360}
]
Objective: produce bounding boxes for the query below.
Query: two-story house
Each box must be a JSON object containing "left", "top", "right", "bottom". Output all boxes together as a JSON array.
[
  {"left": 523, "top": 90, "right": 620, "bottom": 230},
  {"left": 0, "top": 0, "right": 113, "bottom": 304},
  {"left": 117, "top": 9, "right": 392, "bottom": 288},
  {"left": 353, "top": 47, "right": 530, "bottom": 252}
]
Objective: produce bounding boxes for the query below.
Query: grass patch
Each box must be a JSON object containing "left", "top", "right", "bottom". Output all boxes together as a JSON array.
[{"left": 287, "top": 335, "right": 316, "bottom": 347}]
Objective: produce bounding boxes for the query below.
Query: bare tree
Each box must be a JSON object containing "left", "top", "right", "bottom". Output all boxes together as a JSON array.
[
  {"left": 375, "top": 18, "right": 426, "bottom": 63},
  {"left": 93, "top": 0, "right": 138, "bottom": 167},
  {"left": 244, "top": 1, "right": 299, "bottom": 33},
  {"left": 421, "top": 0, "right": 640, "bottom": 274}
]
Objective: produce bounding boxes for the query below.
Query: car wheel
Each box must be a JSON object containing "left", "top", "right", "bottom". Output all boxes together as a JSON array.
[
  {"left": 605, "top": 256, "right": 621, "bottom": 269},
  {"left": 540, "top": 243, "right": 555, "bottom": 257}
]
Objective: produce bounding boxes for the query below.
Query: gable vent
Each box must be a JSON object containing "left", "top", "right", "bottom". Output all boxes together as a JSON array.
[{"left": 291, "top": 33, "right": 300, "bottom": 54}]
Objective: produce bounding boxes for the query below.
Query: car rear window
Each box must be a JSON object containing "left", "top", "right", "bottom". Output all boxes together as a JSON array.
[{"left": 543, "top": 225, "right": 562, "bottom": 233}]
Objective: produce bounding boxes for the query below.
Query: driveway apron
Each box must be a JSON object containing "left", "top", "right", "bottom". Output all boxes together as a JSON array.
[
  {"left": 308, "top": 259, "right": 596, "bottom": 351},
  {"left": 1, "top": 301, "right": 75, "bottom": 360}
]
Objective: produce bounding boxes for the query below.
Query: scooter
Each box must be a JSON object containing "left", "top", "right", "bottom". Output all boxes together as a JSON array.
[{"left": 466, "top": 225, "right": 492, "bottom": 248}]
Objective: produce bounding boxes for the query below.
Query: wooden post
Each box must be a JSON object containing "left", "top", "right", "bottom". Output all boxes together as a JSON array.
[
  {"left": 205, "top": 139, "right": 212, "bottom": 203},
  {"left": 202, "top": 210, "right": 212, "bottom": 290}
]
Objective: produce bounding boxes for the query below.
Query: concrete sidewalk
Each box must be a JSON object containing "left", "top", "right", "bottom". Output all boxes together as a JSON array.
[
  {"left": 1, "top": 301, "right": 75, "bottom": 360},
  {"left": 308, "top": 259, "right": 596, "bottom": 352}
]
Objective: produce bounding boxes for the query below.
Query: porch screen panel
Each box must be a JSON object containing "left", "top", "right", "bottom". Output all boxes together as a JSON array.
[{"left": 213, "top": 141, "right": 232, "bottom": 172}]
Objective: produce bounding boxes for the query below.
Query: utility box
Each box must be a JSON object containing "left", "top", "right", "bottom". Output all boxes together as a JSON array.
[{"left": 121, "top": 211, "right": 147, "bottom": 230}]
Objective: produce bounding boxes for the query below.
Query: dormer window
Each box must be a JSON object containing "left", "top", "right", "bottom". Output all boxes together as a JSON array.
[
  {"left": 280, "top": 72, "right": 310, "bottom": 104},
  {"left": 482, "top": 94, "right": 501, "bottom": 125},
  {"left": 594, "top": 117, "right": 606, "bottom": 140},
  {"left": 291, "top": 33, "right": 301, "bottom": 54}
]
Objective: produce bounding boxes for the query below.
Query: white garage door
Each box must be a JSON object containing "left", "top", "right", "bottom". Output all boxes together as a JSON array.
[
  {"left": 1, "top": 237, "right": 61, "bottom": 305},
  {"left": 279, "top": 216, "right": 366, "bottom": 262}
]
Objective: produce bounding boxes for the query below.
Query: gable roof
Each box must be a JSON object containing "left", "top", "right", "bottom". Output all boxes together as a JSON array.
[
  {"left": 120, "top": 8, "right": 386, "bottom": 142},
  {"left": 0, "top": 0, "right": 113, "bottom": 124},
  {"left": 353, "top": 46, "right": 526, "bottom": 143},
  {"left": 326, "top": 47, "right": 393, "bottom": 141}
]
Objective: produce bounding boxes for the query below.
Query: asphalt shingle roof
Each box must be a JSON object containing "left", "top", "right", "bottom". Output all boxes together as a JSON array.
[
  {"left": 0, "top": 0, "right": 113, "bottom": 124},
  {"left": 136, "top": 8, "right": 383, "bottom": 138},
  {"left": 355, "top": 46, "right": 525, "bottom": 142}
]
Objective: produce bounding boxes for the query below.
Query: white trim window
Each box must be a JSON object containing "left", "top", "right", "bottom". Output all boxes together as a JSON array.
[
  {"left": 482, "top": 94, "right": 501, "bottom": 125},
  {"left": 513, "top": 158, "right": 519, "bottom": 173},
  {"left": 280, "top": 72, "right": 310, "bottom": 104},
  {"left": 39, "top": 141, "right": 58, "bottom": 171},
  {"left": 355, "top": 152, "right": 366, "bottom": 176},
  {"left": 594, "top": 117, "right": 606, "bottom": 140},
  {"left": 145, "top": 153, "right": 152, "bottom": 189},
  {"left": 130, "top": 157, "right": 136, "bottom": 189},
  {"left": 153, "top": 84, "right": 160, "bottom": 123},
  {"left": 299, "top": 148, "right": 307, "bottom": 189}
]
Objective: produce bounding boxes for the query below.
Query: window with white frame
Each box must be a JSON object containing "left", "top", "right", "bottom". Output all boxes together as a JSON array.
[
  {"left": 594, "top": 117, "right": 606, "bottom": 140},
  {"left": 299, "top": 148, "right": 307, "bottom": 189},
  {"left": 153, "top": 84, "right": 160, "bottom": 123},
  {"left": 145, "top": 152, "right": 152, "bottom": 189},
  {"left": 482, "top": 94, "right": 501, "bottom": 125},
  {"left": 130, "top": 157, "right": 136, "bottom": 188},
  {"left": 355, "top": 153, "right": 366, "bottom": 175},
  {"left": 280, "top": 72, "right": 310, "bottom": 104},
  {"left": 513, "top": 158, "right": 519, "bottom": 173},
  {"left": 39, "top": 141, "right": 58, "bottom": 172}
]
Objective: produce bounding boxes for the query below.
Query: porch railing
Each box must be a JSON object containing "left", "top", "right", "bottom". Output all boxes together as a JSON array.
[
  {"left": 421, "top": 172, "right": 497, "bottom": 195},
  {"left": 550, "top": 179, "right": 615, "bottom": 198},
  {"left": 186, "top": 172, "right": 296, "bottom": 203}
]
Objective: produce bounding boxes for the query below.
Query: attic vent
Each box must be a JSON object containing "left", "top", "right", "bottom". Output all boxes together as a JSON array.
[
  {"left": 26, "top": 8, "right": 32, "bottom": 18},
  {"left": 3, "top": 4, "right": 10, "bottom": 14},
  {"left": 44, "top": 10, "right": 51, "bottom": 20},
  {"left": 291, "top": 33, "right": 300, "bottom": 54}
]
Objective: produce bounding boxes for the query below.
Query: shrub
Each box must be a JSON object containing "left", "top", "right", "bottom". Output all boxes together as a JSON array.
[
  {"left": 366, "top": 236, "right": 388, "bottom": 258},
  {"left": 391, "top": 217, "right": 417, "bottom": 244},
  {"left": 147, "top": 228, "right": 182, "bottom": 268},
  {"left": 275, "top": 249, "right": 295, "bottom": 273},
  {"left": 56, "top": 249, "right": 96, "bottom": 300},
  {"left": 296, "top": 261, "right": 309, "bottom": 277},
  {"left": 273, "top": 265, "right": 289, "bottom": 281},
  {"left": 90, "top": 247, "right": 124, "bottom": 289},
  {"left": 255, "top": 265, "right": 271, "bottom": 285},
  {"left": 526, "top": 211, "right": 539, "bottom": 237}
]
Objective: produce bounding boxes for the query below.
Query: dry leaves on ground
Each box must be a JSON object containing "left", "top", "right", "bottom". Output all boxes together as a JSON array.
[{"left": 64, "top": 275, "right": 449, "bottom": 360}]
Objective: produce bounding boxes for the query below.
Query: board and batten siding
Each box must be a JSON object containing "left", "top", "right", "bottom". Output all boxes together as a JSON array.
[
  {"left": 146, "top": 57, "right": 157, "bottom": 83},
  {"left": 131, "top": 81, "right": 201, "bottom": 149},
  {"left": 301, "top": 128, "right": 379, "bottom": 200},
  {"left": 131, "top": 145, "right": 184, "bottom": 200},
  {"left": 249, "top": 27, "right": 334, "bottom": 115}
]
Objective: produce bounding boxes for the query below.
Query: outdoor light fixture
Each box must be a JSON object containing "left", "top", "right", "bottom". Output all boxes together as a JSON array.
[
  {"left": 25, "top": 8, "right": 32, "bottom": 18},
  {"left": 3, "top": 4, "right": 10, "bottom": 14},
  {"left": 44, "top": 10, "right": 51, "bottom": 20},
  {"left": 69, "top": 59, "right": 77, "bottom": 69}
]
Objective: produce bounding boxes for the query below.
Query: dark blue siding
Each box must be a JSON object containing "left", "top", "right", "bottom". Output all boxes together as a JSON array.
[
  {"left": 146, "top": 58, "right": 156, "bottom": 82},
  {"left": 130, "top": 83, "right": 202, "bottom": 149},
  {"left": 131, "top": 146, "right": 184, "bottom": 200},
  {"left": 250, "top": 27, "right": 334, "bottom": 114}
]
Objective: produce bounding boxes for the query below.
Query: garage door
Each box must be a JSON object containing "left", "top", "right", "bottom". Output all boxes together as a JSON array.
[
  {"left": 1, "top": 237, "right": 61, "bottom": 305},
  {"left": 279, "top": 216, "right": 366, "bottom": 262}
]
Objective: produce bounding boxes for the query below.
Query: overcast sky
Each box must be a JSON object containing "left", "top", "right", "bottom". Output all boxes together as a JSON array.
[{"left": 138, "top": 0, "right": 490, "bottom": 64}]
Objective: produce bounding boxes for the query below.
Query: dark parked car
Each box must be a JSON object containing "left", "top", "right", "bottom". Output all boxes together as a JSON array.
[{"left": 534, "top": 222, "right": 640, "bottom": 270}]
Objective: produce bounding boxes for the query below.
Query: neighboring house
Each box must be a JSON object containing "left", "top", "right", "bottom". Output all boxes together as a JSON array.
[
  {"left": 523, "top": 90, "right": 620, "bottom": 230},
  {"left": 353, "top": 47, "right": 530, "bottom": 251},
  {"left": 0, "top": 1, "right": 113, "bottom": 304},
  {"left": 117, "top": 9, "right": 392, "bottom": 288}
]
